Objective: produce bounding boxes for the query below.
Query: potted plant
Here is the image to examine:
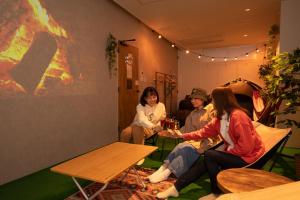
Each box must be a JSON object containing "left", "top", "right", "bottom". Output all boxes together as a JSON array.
[
  {"left": 259, "top": 25, "right": 300, "bottom": 178},
  {"left": 258, "top": 25, "right": 300, "bottom": 128}
]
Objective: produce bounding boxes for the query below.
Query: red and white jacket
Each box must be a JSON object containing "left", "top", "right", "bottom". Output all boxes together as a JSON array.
[{"left": 182, "top": 109, "right": 265, "bottom": 164}]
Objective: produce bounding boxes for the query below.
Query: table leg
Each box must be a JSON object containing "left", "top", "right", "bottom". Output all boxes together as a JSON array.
[
  {"left": 131, "top": 167, "right": 146, "bottom": 189},
  {"left": 118, "top": 168, "right": 130, "bottom": 183},
  {"left": 72, "top": 177, "right": 108, "bottom": 200}
]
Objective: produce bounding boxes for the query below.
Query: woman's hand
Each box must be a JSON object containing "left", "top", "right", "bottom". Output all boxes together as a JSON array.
[
  {"left": 158, "top": 129, "right": 183, "bottom": 138},
  {"left": 153, "top": 125, "right": 163, "bottom": 132},
  {"left": 158, "top": 130, "right": 170, "bottom": 137}
]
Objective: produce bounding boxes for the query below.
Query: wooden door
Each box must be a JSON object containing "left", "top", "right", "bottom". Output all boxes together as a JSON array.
[{"left": 118, "top": 44, "right": 139, "bottom": 133}]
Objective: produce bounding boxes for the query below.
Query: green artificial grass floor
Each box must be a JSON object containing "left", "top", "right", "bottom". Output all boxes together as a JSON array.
[{"left": 0, "top": 138, "right": 299, "bottom": 200}]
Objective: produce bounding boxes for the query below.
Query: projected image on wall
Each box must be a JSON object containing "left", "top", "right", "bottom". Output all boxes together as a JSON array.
[{"left": 0, "top": 0, "right": 83, "bottom": 98}]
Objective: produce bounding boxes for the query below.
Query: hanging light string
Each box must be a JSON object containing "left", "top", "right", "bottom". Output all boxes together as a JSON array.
[
  {"left": 154, "top": 30, "right": 265, "bottom": 62},
  {"left": 178, "top": 44, "right": 264, "bottom": 61}
]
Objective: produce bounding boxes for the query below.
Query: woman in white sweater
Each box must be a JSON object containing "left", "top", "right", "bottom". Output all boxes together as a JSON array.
[{"left": 120, "top": 87, "right": 166, "bottom": 146}]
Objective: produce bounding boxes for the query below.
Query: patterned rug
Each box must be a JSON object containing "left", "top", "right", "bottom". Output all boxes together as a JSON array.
[{"left": 65, "top": 167, "right": 176, "bottom": 200}]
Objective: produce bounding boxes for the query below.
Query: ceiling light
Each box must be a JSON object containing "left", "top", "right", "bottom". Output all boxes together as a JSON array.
[
  {"left": 234, "top": 57, "right": 238, "bottom": 60},
  {"left": 224, "top": 58, "right": 227, "bottom": 62},
  {"left": 171, "top": 44, "right": 175, "bottom": 48},
  {"left": 246, "top": 53, "right": 249, "bottom": 57},
  {"left": 185, "top": 50, "right": 190, "bottom": 54},
  {"left": 158, "top": 35, "right": 162, "bottom": 39},
  {"left": 256, "top": 48, "right": 260, "bottom": 53},
  {"left": 245, "top": 8, "right": 251, "bottom": 12},
  {"left": 198, "top": 55, "right": 201, "bottom": 59},
  {"left": 211, "top": 57, "right": 214, "bottom": 61},
  {"left": 243, "top": 34, "right": 248, "bottom": 37}
]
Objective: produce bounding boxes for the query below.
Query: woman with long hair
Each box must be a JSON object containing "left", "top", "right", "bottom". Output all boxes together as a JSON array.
[{"left": 157, "top": 87, "right": 265, "bottom": 199}]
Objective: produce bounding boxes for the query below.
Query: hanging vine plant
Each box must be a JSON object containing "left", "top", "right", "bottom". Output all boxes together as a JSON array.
[{"left": 105, "top": 33, "right": 117, "bottom": 78}]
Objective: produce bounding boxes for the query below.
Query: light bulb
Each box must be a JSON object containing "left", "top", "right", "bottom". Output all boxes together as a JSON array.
[
  {"left": 185, "top": 50, "right": 190, "bottom": 54},
  {"left": 158, "top": 35, "right": 162, "bottom": 39},
  {"left": 211, "top": 57, "right": 215, "bottom": 61}
]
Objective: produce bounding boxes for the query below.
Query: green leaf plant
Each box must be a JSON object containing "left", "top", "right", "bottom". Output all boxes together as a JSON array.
[{"left": 259, "top": 25, "right": 300, "bottom": 128}]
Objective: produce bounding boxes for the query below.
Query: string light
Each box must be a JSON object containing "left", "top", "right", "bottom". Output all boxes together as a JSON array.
[{"left": 153, "top": 30, "right": 265, "bottom": 62}]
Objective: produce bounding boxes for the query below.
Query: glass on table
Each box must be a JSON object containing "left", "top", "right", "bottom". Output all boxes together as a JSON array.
[
  {"left": 160, "top": 119, "right": 166, "bottom": 128},
  {"left": 174, "top": 120, "right": 180, "bottom": 130},
  {"left": 169, "top": 119, "right": 175, "bottom": 130}
]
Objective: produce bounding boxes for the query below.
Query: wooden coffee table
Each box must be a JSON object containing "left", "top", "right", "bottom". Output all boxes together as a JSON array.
[
  {"left": 217, "top": 168, "right": 293, "bottom": 193},
  {"left": 51, "top": 142, "right": 157, "bottom": 200}
]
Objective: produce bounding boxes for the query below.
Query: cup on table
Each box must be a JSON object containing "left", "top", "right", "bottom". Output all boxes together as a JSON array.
[
  {"left": 169, "top": 119, "right": 175, "bottom": 130},
  {"left": 160, "top": 119, "right": 166, "bottom": 129},
  {"left": 174, "top": 120, "right": 180, "bottom": 130},
  {"left": 165, "top": 118, "right": 170, "bottom": 129}
]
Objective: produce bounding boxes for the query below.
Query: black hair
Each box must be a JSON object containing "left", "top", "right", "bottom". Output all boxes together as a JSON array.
[{"left": 140, "top": 87, "right": 159, "bottom": 106}]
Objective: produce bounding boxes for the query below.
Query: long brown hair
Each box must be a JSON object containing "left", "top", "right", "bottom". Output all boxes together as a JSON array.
[{"left": 211, "top": 87, "right": 248, "bottom": 119}]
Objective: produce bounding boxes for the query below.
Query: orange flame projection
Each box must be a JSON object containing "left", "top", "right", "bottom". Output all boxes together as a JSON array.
[{"left": 0, "top": 0, "right": 75, "bottom": 97}]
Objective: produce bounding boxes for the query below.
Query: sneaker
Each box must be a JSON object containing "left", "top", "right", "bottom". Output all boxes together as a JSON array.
[{"left": 156, "top": 185, "right": 179, "bottom": 199}]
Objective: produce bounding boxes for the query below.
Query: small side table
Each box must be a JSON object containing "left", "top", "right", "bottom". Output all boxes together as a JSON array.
[{"left": 217, "top": 168, "right": 294, "bottom": 193}]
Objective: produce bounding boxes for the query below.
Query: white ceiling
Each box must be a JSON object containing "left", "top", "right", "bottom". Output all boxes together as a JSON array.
[{"left": 113, "top": 0, "right": 280, "bottom": 50}]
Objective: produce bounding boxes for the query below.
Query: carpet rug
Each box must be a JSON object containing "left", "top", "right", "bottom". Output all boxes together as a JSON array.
[{"left": 65, "top": 167, "right": 176, "bottom": 200}]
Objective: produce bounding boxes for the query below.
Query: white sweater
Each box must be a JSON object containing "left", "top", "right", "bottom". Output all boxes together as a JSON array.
[
  {"left": 132, "top": 102, "right": 166, "bottom": 128},
  {"left": 220, "top": 113, "right": 234, "bottom": 150}
]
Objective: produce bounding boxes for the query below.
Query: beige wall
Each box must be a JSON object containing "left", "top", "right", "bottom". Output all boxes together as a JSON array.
[
  {"left": 178, "top": 45, "right": 265, "bottom": 101},
  {"left": 279, "top": 0, "right": 300, "bottom": 147},
  {"left": 0, "top": 0, "right": 177, "bottom": 185}
]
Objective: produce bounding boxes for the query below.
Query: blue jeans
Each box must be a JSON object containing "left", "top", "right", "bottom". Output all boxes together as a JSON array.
[{"left": 164, "top": 143, "right": 200, "bottom": 177}]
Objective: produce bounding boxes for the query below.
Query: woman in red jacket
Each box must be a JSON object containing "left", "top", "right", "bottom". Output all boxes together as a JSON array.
[{"left": 157, "top": 87, "right": 265, "bottom": 199}]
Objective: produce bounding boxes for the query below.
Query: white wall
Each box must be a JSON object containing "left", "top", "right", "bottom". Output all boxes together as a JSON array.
[
  {"left": 0, "top": 0, "right": 177, "bottom": 185},
  {"left": 178, "top": 45, "right": 264, "bottom": 101},
  {"left": 280, "top": 0, "right": 300, "bottom": 52},
  {"left": 279, "top": 0, "right": 300, "bottom": 147}
]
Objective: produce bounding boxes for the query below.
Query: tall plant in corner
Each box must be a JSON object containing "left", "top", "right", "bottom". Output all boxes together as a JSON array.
[
  {"left": 259, "top": 25, "right": 300, "bottom": 128},
  {"left": 105, "top": 33, "right": 117, "bottom": 78}
]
